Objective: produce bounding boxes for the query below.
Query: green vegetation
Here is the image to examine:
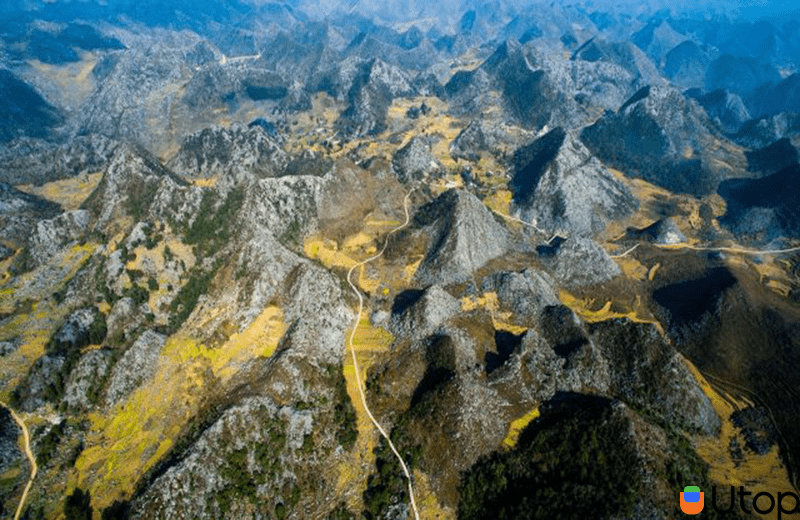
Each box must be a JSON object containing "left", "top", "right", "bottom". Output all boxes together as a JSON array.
[
  {"left": 214, "top": 415, "right": 288, "bottom": 514},
  {"left": 457, "top": 395, "right": 642, "bottom": 519},
  {"left": 167, "top": 262, "right": 219, "bottom": 332},
  {"left": 363, "top": 411, "right": 422, "bottom": 519},
  {"left": 89, "top": 313, "right": 108, "bottom": 345},
  {"left": 64, "top": 488, "right": 92, "bottom": 520},
  {"left": 36, "top": 421, "right": 65, "bottom": 467},
  {"left": 184, "top": 187, "right": 244, "bottom": 258},
  {"left": 9, "top": 245, "right": 35, "bottom": 275},
  {"left": 280, "top": 217, "right": 305, "bottom": 248},
  {"left": 125, "top": 178, "right": 160, "bottom": 222},
  {"left": 147, "top": 276, "right": 159, "bottom": 291},
  {"left": 19, "top": 308, "right": 111, "bottom": 407},
  {"left": 327, "top": 364, "right": 357, "bottom": 451},
  {"left": 101, "top": 500, "right": 131, "bottom": 520},
  {"left": 329, "top": 502, "right": 355, "bottom": 519}
]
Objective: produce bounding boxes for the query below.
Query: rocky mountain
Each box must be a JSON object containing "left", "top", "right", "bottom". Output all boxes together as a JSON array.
[
  {"left": 0, "top": 69, "right": 64, "bottom": 143},
  {"left": 1, "top": 2, "right": 800, "bottom": 519},
  {"left": 409, "top": 189, "right": 509, "bottom": 286},
  {"left": 509, "top": 127, "right": 638, "bottom": 237},
  {"left": 581, "top": 84, "right": 744, "bottom": 195},
  {"left": 168, "top": 124, "right": 289, "bottom": 187},
  {"left": 687, "top": 88, "right": 751, "bottom": 134}
]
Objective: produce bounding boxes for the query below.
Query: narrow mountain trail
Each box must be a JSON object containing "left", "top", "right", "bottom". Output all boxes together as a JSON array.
[
  {"left": 346, "top": 187, "right": 420, "bottom": 520},
  {"left": 0, "top": 401, "right": 37, "bottom": 520},
  {"left": 489, "top": 207, "right": 800, "bottom": 257}
]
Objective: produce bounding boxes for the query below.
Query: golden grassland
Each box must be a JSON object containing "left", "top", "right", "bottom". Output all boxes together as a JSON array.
[
  {"left": 74, "top": 304, "right": 286, "bottom": 511},
  {"left": 502, "top": 407, "right": 541, "bottom": 449},
  {"left": 558, "top": 290, "right": 665, "bottom": 335},
  {"left": 413, "top": 469, "right": 456, "bottom": 519},
  {"left": 0, "top": 243, "right": 97, "bottom": 402},
  {"left": 337, "top": 316, "right": 395, "bottom": 513},
  {"left": 684, "top": 359, "right": 794, "bottom": 520},
  {"left": 460, "top": 291, "right": 528, "bottom": 335},
  {"left": 15, "top": 172, "right": 104, "bottom": 211}
]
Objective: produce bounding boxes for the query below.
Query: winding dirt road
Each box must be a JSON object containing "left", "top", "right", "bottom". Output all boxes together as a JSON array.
[
  {"left": 346, "top": 187, "right": 420, "bottom": 520},
  {"left": 0, "top": 401, "right": 37, "bottom": 520}
]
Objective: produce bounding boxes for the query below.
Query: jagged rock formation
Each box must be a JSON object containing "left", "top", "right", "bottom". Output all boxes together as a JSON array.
[
  {"left": 733, "top": 112, "right": 800, "bottom": 149},
  {"left": 543, "top": 237, "right": 621, "bottom": 288},
  {"left": 746, "top": 73, "right": 800, "bottom": 119},
  {"left": 589, "top": 319, "right": 720, "bottom": 434},
  {"left": 0, "top": 407, "right": 21, "bottom": 473},
  {"left": 82, "top": 144, "right": 187, "bottom": 227},
  {"left": 388, "top": 285, "right": 461, "bottom": 339},
  {"left": 411, "top": 189, "right": 509, "bottom": 285},
  {"left": 718, "top": 163, "right": 800, "bottom": 242},
  {"left": 707, "top": 54, "right": 780, "bottom": 97},
  {"left": 446, "top": 39, "right": 580, "bottom": 130},
  {"left": 105, "top": 330, "right": 166, "bottom": 406},
  {"left": 664, "top": 40, "right": 712, "bottom": 89},
  {"left": 745, "top": 138, "right": 798, "bottom": 175},
  {"left": 581, "top": 84, "right": 743, "bottom": 195},
  {"left": 481, "top": 268, "right": 559, "bottom": 324},
  {"left": 63, "top": 349, "right": 113, "bottom": 410},
  {"left": 509, "top": 127, "right": 638, "bottom": 237},
  {"left": 336, "top": 58, "right": 416, "bottom": 137},
  {"left": 687, "top": 88, "right": 751, "bottom": 134},
  {"left": 0, "top": 135, "right": 119, "bottom": 185},
  {"left": 27, "top": 210, "right": 91, "bottom": 267},
  {"left": 0, "top": 183, "right": 62, "bottom": 246},
  {"left": 168, "top": 124, "right": 289, "bottom": 185},
  {"left": 623, "top": 218, "right": 686, "bottom": 245},
  {"left": 449, "top": 119, "right": 513, "bottom": 161},
  {"left": 391, "top": 136, "right": 441, "bottom": 182},
  {"left": 632, "top": 19, "right": 688, "bottom": 67}
]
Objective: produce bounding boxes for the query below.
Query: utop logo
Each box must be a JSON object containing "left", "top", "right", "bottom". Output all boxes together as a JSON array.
[
  {"left": 680, "top": 485, "right": 800, "bottom": 518},
  {"left": 680, "top": 486, "right": 704, "bottom": 515}
]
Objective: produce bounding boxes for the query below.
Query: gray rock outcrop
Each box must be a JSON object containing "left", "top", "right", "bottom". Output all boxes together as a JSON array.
[
  {"left": 544, "top": 237, "right": 621, "bottom": 288},
  {"left": 388, "top": 285, "right": 461, "bottom": 339},
  {"left": 413, "top": 189, "right": 509, "bottom": 285},
  {"left": 168, "top": 124, "right": 289, "bottom": 186},
  {"left": 63, "top": 349, "right": 113, "bottom": 410},
  {"left": 392, "top": 136, "right": 441, "bottom": 182},
  {"left": 105, "top": 330, "right": 166, "bottom": 406},
  {"left": 510, "top": 127, "right": 638, "bottom": 237}
]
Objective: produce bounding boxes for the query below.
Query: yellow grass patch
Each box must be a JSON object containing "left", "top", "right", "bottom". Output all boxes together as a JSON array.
[
  {"left": 15, "top": 172, "right": 104, "bottom": 211},
  {"left": 337, "top": 316, "right": 395, "bottom": 512},
  {"left": 75, "top": 356, "right": 210, "bottom": 510},
  {"left": 483, "top": 188, "right": 513, "bottom": 216},
  {"left": 614, "top": 255, "right": 649, "bottom": 281},
  {"left": 414, "top": 469, "right": 456, "bottom": 519},
  {"left": 27, "top": 54, "right": 97, "bottom": 108},
  {"left": 75, "top": 299, "right": 285, "bottom": 510},
  {"left": 558, "top": 291, "right": 664, "bottom": 335},
  {"left": 304, "top": 236, "right": 359, "bottom": 270},
  {"left": 503, "top": 407, "right": 540, "bottom": 448},
  {"left": 461, "top": 292, "right": 528, "bottom": 334},
  {"left": 683, "top": 359, "right": 794, "bottom": 520},
  {"left": 0, "top": 244, "right": 97, "bottom": 400},
  {"left": 191, "top": 177, "right": 218, "bottom": 187}
]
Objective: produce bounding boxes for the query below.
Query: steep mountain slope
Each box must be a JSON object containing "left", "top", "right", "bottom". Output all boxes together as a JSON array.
[{"left": 1, "top": 3, "right": 799, "bottom": 519}]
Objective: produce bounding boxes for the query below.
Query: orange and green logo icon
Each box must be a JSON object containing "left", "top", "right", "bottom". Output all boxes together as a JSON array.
[{"left": 681, "top": 486, "right": 704, "bottom": 515}]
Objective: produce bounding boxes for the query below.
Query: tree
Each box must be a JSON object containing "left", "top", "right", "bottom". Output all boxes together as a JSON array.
[{"left": 64, "top": 488, "right": 92, "bottom": 520}]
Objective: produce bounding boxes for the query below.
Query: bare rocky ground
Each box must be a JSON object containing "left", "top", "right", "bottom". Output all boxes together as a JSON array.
[{"left": 1, "top": 1, "right": 800, "bottom": 519}]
